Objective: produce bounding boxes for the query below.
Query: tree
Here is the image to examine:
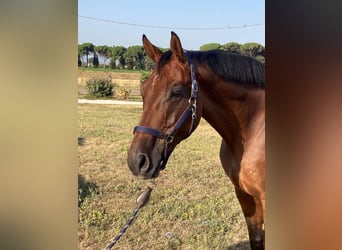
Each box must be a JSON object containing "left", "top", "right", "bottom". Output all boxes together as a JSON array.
[
  {"left": 255, "top": 55, "right": 265, "bottom": 64},
  {"left": 79, "top": 43, "right": 95, "bottom": 67},
  {"left": 222, "top": 42, "right": 241, "bottom": 54},
  {"left": 77, "top": 41, "right": 265, "bottom": 68},
  {"left": 199, "top": 43, "right": 222, "bottom": 51},
  {"left": 93, "top": 51, "right": 99, "bottom": 68},
  {"left": 78, "top": 44, "right": 82, "bottom": 66},
  {"left": 95, "top": 45, "right": 112, "bottom": 68},
  {"left": 78, "top": 44, "right": 85, "bottom": 66},
  {"left": 144, "top": 56, "right": 154, "bottom": 70},
  {"left": 111, "top": 46, "right": 127, "bottom": 69},
  {"left": 124, "top": 45, "right": 145, "bottom": 70},
  {"left": 78, "top": 54, "right": 82, "bottom": 67},
  {"left": 240, "top": 42, "right": 264, "bottom": 58}
]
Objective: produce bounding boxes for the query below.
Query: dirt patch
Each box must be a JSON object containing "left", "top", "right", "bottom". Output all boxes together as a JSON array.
[{"left": 78, "top": 69, "right": 141, "bottom": 87}]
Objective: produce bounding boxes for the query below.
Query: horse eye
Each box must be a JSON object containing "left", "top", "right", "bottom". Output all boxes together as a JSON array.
[
  {"left": 171, "top": 89, "right": 182, "bottom": 97},
  {"left": 169, "top": 89, "right": 184, "bottom": 100}
]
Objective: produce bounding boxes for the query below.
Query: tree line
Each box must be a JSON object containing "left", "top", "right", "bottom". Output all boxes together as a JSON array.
[{"left": 78, "top": 41, "right": 265, "bottom": 70}]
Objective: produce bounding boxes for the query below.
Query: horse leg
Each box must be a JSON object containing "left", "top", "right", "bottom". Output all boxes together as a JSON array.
[
  {"left": 235, "top": 187, "right": 264, "bottom": 250},
  {"left": 219, "top": 140, "right": 264, "bottom": 250}
]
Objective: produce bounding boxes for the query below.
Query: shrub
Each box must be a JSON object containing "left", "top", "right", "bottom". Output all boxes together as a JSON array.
[
  {"left": 86, "top": 78, "right": 114, "bottom": 98},
  {"left": 115, "top": 86, "right": 130, "bottom": 100},
  {"left": 140, "top": 71, "right": 152, "bottom": 84}
]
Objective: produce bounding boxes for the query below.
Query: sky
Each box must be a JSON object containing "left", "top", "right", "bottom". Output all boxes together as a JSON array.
[{"left": 78, "top": 0, "right": 264, "bottom": 50}]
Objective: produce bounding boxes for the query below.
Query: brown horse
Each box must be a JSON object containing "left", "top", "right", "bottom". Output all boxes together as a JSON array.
[{"left": 127, "top": 32, "right": 265, "bottom": 250}]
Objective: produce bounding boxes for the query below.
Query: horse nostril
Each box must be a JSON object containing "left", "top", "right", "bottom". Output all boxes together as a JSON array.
[{"left": 138, "top": 153, "right": 150, "bottom": 173}]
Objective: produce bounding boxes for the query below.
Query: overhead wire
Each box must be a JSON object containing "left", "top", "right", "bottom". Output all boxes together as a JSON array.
[{"left": 78, "top": 15, "right": 264, "bottom": 31}]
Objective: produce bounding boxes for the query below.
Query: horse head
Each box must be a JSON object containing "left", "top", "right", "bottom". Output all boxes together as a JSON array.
[{"left": 127, "top": 32, "right": 202, "bottom": 179}]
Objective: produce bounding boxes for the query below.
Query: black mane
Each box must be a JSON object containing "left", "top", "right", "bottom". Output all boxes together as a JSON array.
[
  {"left": 191, "top": 50, "right": 265, "bottom": 88},
  {"left": 157, "top": 50, "right": 265, "bottom": 89}
]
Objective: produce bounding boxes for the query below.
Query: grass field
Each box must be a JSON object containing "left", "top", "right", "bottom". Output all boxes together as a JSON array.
[{"left": 78, "top": 104, "right": 250, "bottom": 250}]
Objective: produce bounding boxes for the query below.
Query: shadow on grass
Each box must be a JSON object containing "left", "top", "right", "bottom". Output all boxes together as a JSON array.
[
  {"left": 226, "top": 240, "right": 251, "bottom": 250},
  {"left": 78, "top": 137, "right": 85, "bottom": 146},
  {"left": 78, "top": 174, "right": 98, "bottom": 207}
]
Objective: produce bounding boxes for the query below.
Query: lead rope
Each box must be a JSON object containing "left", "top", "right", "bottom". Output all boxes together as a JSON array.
[{"left": 105, "top": 180, "right": 155, "bottom": 250}]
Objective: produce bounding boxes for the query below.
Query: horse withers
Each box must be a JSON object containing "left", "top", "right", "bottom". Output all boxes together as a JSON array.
[{"left": 127, "top": 32, "right": 265, "bottom": 250}]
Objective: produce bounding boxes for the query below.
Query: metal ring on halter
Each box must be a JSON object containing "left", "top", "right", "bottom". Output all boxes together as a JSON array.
[
  {"left": 165, "top": 134, "right": 174, "bottom": 144},
  {"left": 191, "top": 102, "right": 197, "bottom": 120}
]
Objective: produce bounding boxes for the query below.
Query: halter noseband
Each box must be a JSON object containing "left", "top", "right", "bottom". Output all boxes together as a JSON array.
[{"left": 133, "top": 51, "right": 198, "bottom": 169}]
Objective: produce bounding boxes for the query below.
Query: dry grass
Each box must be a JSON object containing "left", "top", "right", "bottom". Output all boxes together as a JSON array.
[
  {"left": 78, "top": 104, "right": 249, "bottom": 250},
  {"left": 78, "top": 68, "right": 142, "bottom": 100}
]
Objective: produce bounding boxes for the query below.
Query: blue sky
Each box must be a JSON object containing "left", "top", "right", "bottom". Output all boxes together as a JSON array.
[{"left": 78, "top": 0, "right": 264, "bottom": 50}]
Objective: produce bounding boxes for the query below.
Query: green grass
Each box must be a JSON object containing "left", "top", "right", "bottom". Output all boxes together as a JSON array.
[{"left": 78, "top": 104, "right": 249, "bottom": 250}]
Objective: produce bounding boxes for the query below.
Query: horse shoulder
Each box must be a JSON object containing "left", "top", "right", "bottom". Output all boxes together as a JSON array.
[{"left": 238, "top": 133, "right": 265, "bottom": 197}]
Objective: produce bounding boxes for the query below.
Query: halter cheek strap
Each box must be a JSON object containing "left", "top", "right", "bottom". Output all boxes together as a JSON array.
[
  {"left": 133, "top": 51, "right": 198, "bottom": 169},
  {"left": 134, "top": 103, "right": 195, "bottom": 145}
]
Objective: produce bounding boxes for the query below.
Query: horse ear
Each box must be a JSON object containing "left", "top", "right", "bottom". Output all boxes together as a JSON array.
[
  {"left": 170, "top": 31, "right": 185, "bottom": 61},
  {"left": 142, "top": 34, "right": 163, "bottom": 63}
]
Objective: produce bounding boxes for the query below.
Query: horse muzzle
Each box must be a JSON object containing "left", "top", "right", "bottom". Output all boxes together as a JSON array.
[{"left": 127, "top": 147, "right": 169, "bottom": 180}]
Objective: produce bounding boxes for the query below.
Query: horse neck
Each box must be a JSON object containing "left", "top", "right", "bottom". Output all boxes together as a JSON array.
[{"left": 196, "top": 64, "right": 264, "bottom": 143}]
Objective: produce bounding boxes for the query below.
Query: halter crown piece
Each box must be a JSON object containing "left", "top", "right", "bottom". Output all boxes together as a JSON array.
[{"left": 133, "top": 51, "right": 198, "bottom": 169}]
